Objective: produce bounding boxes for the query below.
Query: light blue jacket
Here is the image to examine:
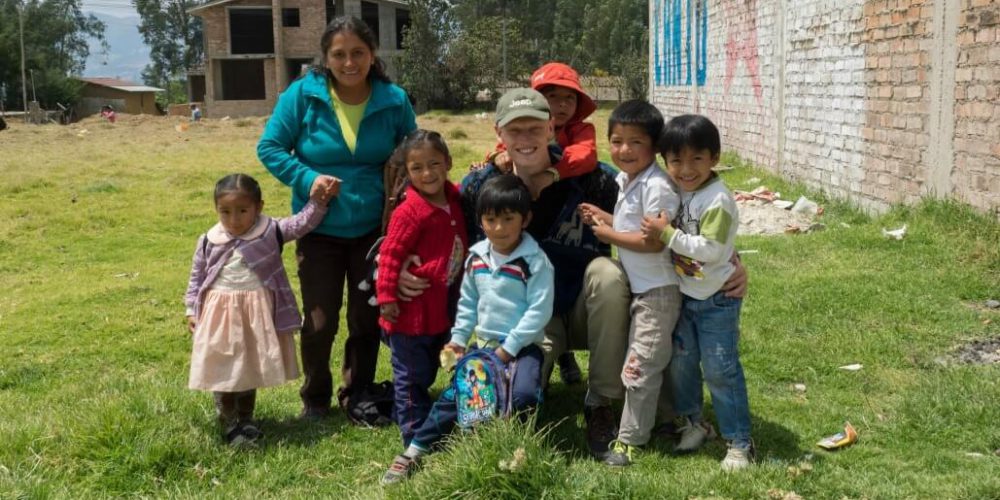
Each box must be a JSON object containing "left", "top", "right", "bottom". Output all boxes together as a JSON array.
[
  {"left": 257, "top": 71, "right": 417, "bottom": 237},
  {"left": 449, "top": 234, "right": 555, "bottom": 356}
]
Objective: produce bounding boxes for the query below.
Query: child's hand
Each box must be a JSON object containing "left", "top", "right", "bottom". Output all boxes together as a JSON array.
[
  {"left": 494, "top": 347, "right": 513, "bottom": 363},
  {"left": 186, "top": 315, "right": 196, "bottom": 334},
  {"left": 493, "top": 151, "right": 512, "bottom": 173},
  {"left": 379, "top": 302, "right": 400, "bottom": 323},
  {"left": 591, "top": 222, "right": 614, "bottom": 244},
  {"left": 578, "top": 203, "right": 609, "bottom": 226},
  {"left": 641, "top": 211, "right": 670, "bottom": 242},
  {"left": 444, "top": 342, "right": 466, "bottom": 358},
  {"left": 309, "top": 175, "right": 341, "bottom": 204}
]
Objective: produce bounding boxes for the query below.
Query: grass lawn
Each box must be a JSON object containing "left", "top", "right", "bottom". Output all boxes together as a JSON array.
[{"left": 1, "top": 109, "right": 999, "bottom": 499}]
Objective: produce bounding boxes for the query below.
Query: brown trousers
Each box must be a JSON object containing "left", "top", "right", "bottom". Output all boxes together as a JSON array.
[{"left": 296, "top": 231, "right": 381, "bottom": 410}]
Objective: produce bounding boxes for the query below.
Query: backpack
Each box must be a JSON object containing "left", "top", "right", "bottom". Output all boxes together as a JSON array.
[
  {"left": 344, "top": 380, "right": 394, "bottom": 427},
  {"left": 453, "top": 349, "right": 515, "bottom": 429}
]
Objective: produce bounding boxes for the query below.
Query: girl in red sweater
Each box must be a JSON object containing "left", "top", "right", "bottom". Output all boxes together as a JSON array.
[{"left": 376, "top": 129, "right": 468, "bottom": 446}]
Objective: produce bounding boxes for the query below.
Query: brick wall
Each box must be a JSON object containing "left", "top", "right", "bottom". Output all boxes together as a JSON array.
[{"left": 649, "top": 0, "right": 1000, "bottom": 216}]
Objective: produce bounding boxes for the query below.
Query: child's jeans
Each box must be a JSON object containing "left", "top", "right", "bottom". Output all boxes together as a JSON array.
[
  {"left": 386, "top": 331, "right": 449, "bottom": 447},
  {"left": 409, "top": 344, "right": 543, "bottom": 452},
  {"left": 669, "top": 291, "right": 751, "bottom": 443},
  {"left": 617, "top": 285, "right": 681, "bottom": 446}
]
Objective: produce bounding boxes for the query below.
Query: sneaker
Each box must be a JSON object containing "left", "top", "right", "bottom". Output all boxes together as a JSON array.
[
  {"left": 584, "top": 406, "right": 618, "bottom": 458},
  {"left": 674, "top": 418, "right": 716, "bottom": 453},
  {"left": 239, "top": 422, "right": 263, "bottom": 442},
  {"left": 381, "top": 454, "right": 418, "bottom": 485},
  {"left": 652, "top": 415, "right": 686, "bottom": 440},
  {"left": 557, "top": 352, "right": 583, "bottom": 385},
  {"left": 603, "top": 439, "right": 635, "bottom": 467},
  {"left": 720, "top": 441, "right": 756, "bottom": 471}
]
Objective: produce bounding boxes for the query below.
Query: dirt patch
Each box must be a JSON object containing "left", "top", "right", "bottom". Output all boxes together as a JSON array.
[
  {"left": 737, "top": 199, "right": 818, "bottom": 236},
  {"left": 953, "top": 338, "right": 1000, "bottom": 365}
]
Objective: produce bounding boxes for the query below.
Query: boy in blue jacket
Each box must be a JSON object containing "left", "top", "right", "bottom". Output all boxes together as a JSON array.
[{"left": 382, "top": 174, "right": 555, "bottom": 484}]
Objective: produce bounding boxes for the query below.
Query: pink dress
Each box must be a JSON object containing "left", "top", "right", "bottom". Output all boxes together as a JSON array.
[{"left": 188, "top": 249, "right": 299, "bottom": 392}]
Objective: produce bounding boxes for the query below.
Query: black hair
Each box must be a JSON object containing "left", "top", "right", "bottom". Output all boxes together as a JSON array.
[
  {"left": 658, "top": 114, "right": 721, "bottom": 157},
  {"left": 311, "top": 16, "right": 391, "bottom": 84},
  {"left": 392, "top": 129, "right": 452, "bottom": 174},
  {"left": 476, "top": 175, "right": 532, "bottom": 220},
  {"left": 214, "top": 173, "right": 262, "bottom": 204},
  {"left": 607, "top": 99, "right": 664, "bottom": 142}
]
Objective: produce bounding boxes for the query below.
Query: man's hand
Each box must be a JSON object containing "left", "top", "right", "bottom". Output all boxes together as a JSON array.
[
  {"left": 721, "top": 253, "right": 748, "bottom": 298},
  {"left": 186, "top": 315, "right": 196, "bottom": 334},
  {"left": 379, "top": 302, "right": 400, "bottom": 323},
  {"left": 397, "top": 255, "right": 429, "bottom": 301}
]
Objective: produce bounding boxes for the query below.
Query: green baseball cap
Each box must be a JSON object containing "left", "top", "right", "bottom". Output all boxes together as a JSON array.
[{"left": 495, "top": 88, "right": 551, "bottom": 127}]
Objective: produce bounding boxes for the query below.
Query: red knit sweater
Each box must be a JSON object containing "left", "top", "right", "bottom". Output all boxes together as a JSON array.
[{"left": 376, "top": 182, "right": 468, "bottom": 335}]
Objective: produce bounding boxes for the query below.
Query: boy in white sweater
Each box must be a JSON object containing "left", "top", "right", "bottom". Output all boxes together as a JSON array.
[{"left": 641, "top": 114, "right": 754, "bottom": 471}]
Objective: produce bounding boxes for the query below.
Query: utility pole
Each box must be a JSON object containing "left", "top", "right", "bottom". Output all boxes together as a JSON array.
[
  {"left": 501, "top": 0, "right": 507, "bottom": 90},
  {"left": 18, "top": 0, "right": 28, "bottom": 123},
  {"left": 29, "top": 69, "right": 36, "bottom": 103}
]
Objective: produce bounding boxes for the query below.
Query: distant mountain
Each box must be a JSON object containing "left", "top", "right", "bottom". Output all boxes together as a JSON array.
[{"left": 83, "top": 12, "right": 149, "bottom": 83}]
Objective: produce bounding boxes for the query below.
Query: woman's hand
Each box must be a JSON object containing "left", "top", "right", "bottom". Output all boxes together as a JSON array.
[{"left": 397, "top": 255, "right": 429, "bottom": 301}]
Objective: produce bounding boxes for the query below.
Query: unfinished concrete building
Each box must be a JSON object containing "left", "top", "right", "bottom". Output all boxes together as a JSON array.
[{"left": 189, "top": 0, "right": 409, "bottom": 118}]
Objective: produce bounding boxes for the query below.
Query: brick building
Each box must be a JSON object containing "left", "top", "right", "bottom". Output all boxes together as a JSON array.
[
  {"left": 189, "top": 0, "right": 409, "bottom": 118},
  {"left": 649, "top": 0, "right": 999, "bottom": 216}
]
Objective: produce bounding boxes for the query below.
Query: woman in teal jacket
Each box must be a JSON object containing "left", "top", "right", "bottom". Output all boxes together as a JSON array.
[{"left": 257, "top": 16, "right": 417, "bottom": 421}]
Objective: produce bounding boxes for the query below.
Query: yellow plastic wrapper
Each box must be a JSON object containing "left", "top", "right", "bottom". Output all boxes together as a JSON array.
[
  {"left": 439, "top": 347, "right": 458, "bottom": 372},
  {"left": 817, "top": 421, "right": 858, "bottom": 450}
]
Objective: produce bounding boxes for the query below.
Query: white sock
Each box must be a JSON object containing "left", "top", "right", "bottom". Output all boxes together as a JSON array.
[{"left": 403, "top": 444, "right": 426, "bottom": 459}]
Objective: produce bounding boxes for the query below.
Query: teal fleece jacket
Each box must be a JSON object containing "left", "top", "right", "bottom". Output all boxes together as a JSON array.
[
  {"left": 257, "top": 71, "right": 417, "bottom": 238},
  {"left": 449, "top": 234, "right": 555, "bottom": 356}
]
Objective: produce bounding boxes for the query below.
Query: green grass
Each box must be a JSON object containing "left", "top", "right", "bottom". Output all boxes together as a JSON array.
[{"left": 1, "top": 110, "right": 999, "bottom": 498}]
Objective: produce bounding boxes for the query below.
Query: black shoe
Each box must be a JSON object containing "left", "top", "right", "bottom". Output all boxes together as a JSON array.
[
  {"left": 239, "top": 422, "right": 264, "bottom": 442},
  {"left": 299, "top": 405, "right": 331, "bottom": 420},
  {"left": 584, "top": 405, "right": 618, "bottom": 459},
  {"left": 603, "top": 439, "right": 635, "bottom": 466},
  {"left": 557, "top": 352, "right": 583, "bottom": 385}
]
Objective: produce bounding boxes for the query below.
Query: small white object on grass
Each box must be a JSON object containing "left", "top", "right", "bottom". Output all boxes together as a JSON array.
[
  {"left": 791, "top": 195, "right": 820, "bottom": 215},
  {"left": 773, "top": 200, "right": 794, "bottom": 210},
  {"left": 838, "top": 363, "right": 863, "bottom": 371},
  {"left": 793, "top": 383, "right": 807, "bottom": 392},
  {"left": 882, "top": 224, "right": 907, "bottom": 240}
]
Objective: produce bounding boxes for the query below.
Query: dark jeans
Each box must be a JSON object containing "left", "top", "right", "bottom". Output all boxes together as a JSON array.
[
  {"left": 387, "top": 332, "right": 448, "bottom": 446},
  {"left": 297, "top": 231, "right": 381, "bottom": 410},
  {"left": 410, "top": 344, "right": 543, "bottom": 451}
]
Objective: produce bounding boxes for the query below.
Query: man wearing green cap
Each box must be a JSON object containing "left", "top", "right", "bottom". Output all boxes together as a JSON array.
[{"left": 394, "top": 88, "right": 747, "bottom": 462}]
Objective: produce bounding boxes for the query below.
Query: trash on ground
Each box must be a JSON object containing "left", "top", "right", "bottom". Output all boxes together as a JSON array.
[
  {"left": 734, "top": 186, "right": 778, "bottom": 202},
  {"left": 985, "top": 299, "right": 1000, "bottom": 309},
  {"left": 882, "top": 224, "right": 907, "bottom": 240},
  {"left": 791, "top": 195, "right": 821, "bottom": 216},
  {"left": 838, "top": 363, "right": 863, "bottom": 371},
  {"left": 817, "top": 422, "right": 858, "bottom": 450},
  {"left": 773, "top": 200, "right": 794, "bottom": 210}
]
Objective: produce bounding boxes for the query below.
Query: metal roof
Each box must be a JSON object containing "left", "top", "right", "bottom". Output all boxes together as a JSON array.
[{"left": 77, "top": 77, "right": 165, "bottom": 93}]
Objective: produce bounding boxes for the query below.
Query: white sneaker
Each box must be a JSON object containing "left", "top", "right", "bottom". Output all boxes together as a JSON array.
[
  {"left": 720, "top": 442, "right": 755, "bottom": 471},
  {"left": 675, "top": 418, "right": 716, "bottom": 453}
]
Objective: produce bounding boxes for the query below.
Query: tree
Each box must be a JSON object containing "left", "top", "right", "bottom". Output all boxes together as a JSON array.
[
  {"left": 0, "top": 0, "right": 106, "bottom": 110},
  {"left": 133, "top": 0, "right": 202, "bottom": 104},
  {"left": 397, "top": 0, "right": 453, "bottom": 111}
]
